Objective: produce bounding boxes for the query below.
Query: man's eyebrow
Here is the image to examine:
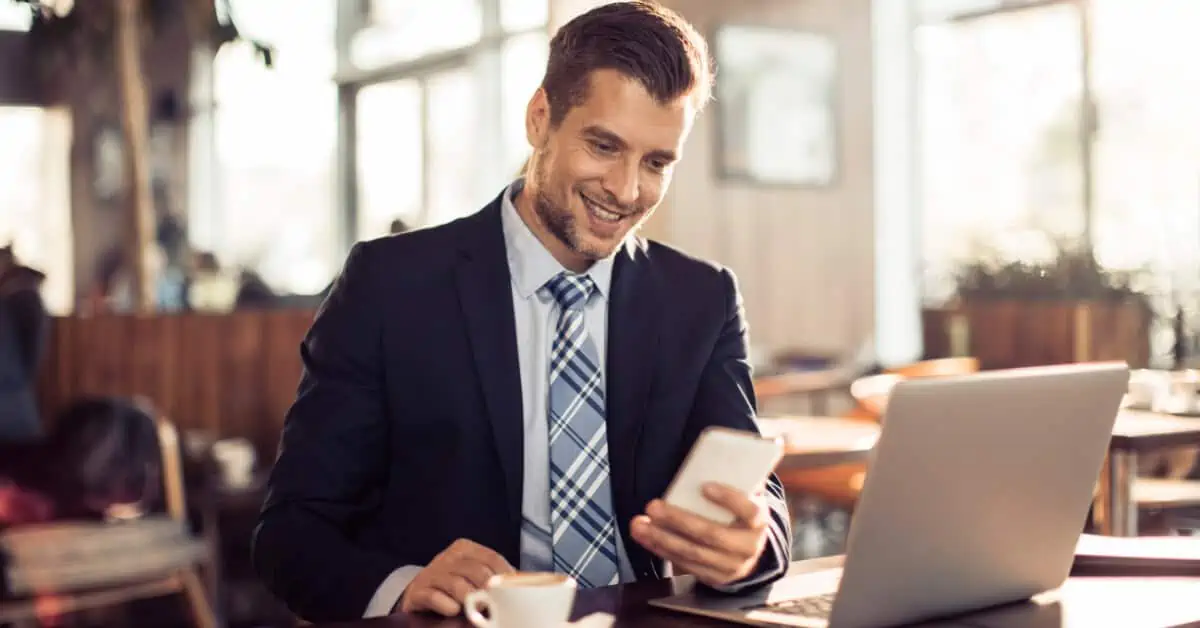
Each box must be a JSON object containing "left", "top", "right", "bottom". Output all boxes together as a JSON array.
[
  {"left": 647, "top": 148, "right": 679, "bottom": 163},
  {"left": 581, "top": 125, "right": 628, "bottom": 149},
  {"left": 581, "top": 125, "right": 678, "bottom": 162}
]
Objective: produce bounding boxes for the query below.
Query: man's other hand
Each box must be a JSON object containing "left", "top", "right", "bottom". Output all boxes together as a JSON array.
[{"left": 398, "top": 539, "right": 515, "bottom": 616}]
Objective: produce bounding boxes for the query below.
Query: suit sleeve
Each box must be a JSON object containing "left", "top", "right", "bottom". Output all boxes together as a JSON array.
[
  {"left": 683, "top": 268, "right": 792, "bottom": 592},
  {"left": 252, "top": 242, "right": 400, "bottom": 623}
]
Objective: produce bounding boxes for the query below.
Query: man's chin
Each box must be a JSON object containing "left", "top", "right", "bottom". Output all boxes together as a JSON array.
[{"left": 575, "top": 236, "right": 625, "bottom": 262}]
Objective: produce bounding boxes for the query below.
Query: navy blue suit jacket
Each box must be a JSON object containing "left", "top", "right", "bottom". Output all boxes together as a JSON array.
[{"left": 252, "top": 193, "right": 792, "bottom": 622}]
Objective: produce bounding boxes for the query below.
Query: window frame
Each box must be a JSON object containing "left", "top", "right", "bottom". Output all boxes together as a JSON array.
[{"left": 334, "top": 0, "right": 549, "bottom": 252}]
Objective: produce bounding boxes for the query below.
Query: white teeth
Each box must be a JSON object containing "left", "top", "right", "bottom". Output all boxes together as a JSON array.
[
  {"left": 584, "top": 196, "right": 623, "bottom": 223},
  {"left": 594, "top": 207, "right": 621, "bottom": 222}
]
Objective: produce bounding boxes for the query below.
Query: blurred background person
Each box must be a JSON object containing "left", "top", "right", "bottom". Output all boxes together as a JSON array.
[{"left": 0, "top": 244, "right": 48, "bottom": 443}]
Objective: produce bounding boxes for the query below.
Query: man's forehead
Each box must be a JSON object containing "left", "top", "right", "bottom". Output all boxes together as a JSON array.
[
  {"left": 568, "top": 70, "right": 695, "bottom": 147},
  {"left": 578, "top": 70, "right": 692, "bottom": 111}
]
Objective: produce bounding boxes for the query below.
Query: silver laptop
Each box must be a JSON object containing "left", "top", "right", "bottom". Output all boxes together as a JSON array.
[{"left": 650, "top": 362, "right": 1130, "bottom": 628}]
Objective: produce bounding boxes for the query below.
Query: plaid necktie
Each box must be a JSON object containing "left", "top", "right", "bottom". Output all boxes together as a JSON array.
[{"left": 542, "top": 271, "right": 620, "bottom": 588}]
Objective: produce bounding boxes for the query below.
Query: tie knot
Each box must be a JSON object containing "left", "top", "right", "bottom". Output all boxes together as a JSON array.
[{"left": 543, "top": 272, "right": 595, "bottom": 312}]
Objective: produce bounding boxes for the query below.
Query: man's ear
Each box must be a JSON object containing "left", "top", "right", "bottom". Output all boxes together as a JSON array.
[{"left": 525, "top": 87, "right": 550, "bottom": 148}]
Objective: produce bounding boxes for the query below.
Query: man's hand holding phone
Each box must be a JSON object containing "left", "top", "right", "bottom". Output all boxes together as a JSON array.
[
  {"left": 631, "top": 426, "right": 784, "bottom": 587},
  {"left": 631, "top": 482, "right": 770, "bottom": 587}
]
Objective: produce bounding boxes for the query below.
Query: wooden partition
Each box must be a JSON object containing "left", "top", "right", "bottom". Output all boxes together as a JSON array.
[
  {"left": 922, "top": 301, "right": 1151, "bottom": 370},
  {"left": 36, "top": 310, "right": 317, "bottom": 458}
]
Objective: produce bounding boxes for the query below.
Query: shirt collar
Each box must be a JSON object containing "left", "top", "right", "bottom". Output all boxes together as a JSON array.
[{"left": 500, "top": 178, "right": 614, "bottom": 301}]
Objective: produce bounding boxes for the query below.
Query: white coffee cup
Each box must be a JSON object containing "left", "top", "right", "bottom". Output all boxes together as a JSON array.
[{"left": 464, "top": 572, "right": 576, "bottom": 627}]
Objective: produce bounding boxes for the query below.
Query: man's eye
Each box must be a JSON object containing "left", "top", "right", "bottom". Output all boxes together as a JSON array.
[{"left": 591, "top": 141, "right": 616, "bottom": 154}]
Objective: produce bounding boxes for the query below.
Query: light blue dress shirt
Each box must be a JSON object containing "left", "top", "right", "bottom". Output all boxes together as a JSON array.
[{"left": 364, "top": 180, "right": 634, "bottom": 617}]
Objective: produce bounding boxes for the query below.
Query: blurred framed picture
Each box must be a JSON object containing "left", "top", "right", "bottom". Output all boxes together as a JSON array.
[{"left": 713, "top": 24, "right": 838, "bottom": 186}]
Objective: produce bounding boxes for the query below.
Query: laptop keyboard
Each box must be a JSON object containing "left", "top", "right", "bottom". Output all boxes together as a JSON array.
[{"left": 748, "top": 592, "right": 837, "bottom": 619}]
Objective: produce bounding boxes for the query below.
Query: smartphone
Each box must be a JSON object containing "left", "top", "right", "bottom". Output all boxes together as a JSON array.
[{"left": 662, "top": 426, "right": 785, "bottom": 525}]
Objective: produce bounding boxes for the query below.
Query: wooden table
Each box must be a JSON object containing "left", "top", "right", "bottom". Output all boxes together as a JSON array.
[
  {"left": 1096, "top": 410, "right": 1200, "bottom": 537},
  {"left": 758, "top": 416, "right": 880, "bottom": 471},
  {"left": 317, "top": 554, "right": 1200, "bottom": 627},
  {"left": 753, "top": 367, "right": 859, "bottom": 415}
]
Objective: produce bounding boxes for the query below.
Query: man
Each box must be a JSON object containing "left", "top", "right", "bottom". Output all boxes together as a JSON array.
[{"left": 253, "top": 2, "right": 792, "bottom": 623}]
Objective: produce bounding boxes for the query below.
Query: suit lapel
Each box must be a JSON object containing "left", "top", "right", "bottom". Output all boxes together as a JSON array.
[
  {"left": 605, "top": 240, "right": 662, "bottom": 576},
  {"left": 456, "top": 199, "right": 525, "bottom": 537}
]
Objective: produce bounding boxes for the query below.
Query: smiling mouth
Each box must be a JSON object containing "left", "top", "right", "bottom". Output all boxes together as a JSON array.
[{"left": 581, "top": 193, "right": 626, "bottom": 224}]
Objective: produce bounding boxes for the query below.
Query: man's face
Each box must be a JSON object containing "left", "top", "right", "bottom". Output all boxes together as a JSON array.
[{"left": 524, "top": 69, "right": 695, "bottom": 268}]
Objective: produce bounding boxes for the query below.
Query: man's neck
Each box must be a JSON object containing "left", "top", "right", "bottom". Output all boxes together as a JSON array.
[{"left": 513, "top": 184, "right": 591, "bottom": 273}]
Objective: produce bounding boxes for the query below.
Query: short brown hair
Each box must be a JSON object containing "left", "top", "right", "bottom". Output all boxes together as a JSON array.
[{"left": 542, "top": 1, "right": 713, "bottom": 126}]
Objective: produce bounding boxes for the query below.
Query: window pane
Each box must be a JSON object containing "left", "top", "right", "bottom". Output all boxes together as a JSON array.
[
  {"left": 916, "top": 3, "right": 1084, "bottom": 300},
  {"left": 917, "top": 0, "right": 1055, "bottom": 23},
  {"left": 1091, "top": 0, "right": 1200, "bottom": 277},
  {"left": 501, "top": 31, "right": 549, "bottom": 177},
  {"left": 357, "top": 80, "right": 423, "bottom": 240},
  {"left": 229, "top": 0, "right": 336, "bottom": 77},
  {"left": 213, "top": 1, "right": 338, "bottom": 296},
  {"left": 502, "top": 0, "right": 548, "bottom": 32},
  {"left": 426, "top": 68, "right": 482, "bottom": 227},
  {"left": 0, "top": 4, "right": 30, "bottom": 31},
  {"left": 0, "top": 107, "right": 71, "bottom": 312},
  {"left": 352, "top": 0, "right": 482, "bottom": 69}
]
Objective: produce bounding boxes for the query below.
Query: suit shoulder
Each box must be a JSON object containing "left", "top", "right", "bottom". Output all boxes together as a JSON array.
[
  {"left": 353, "top": 217, "right": 473, "bottom": 266},
  {"left": 642, "top": 239, "right": 736, "bottom": 284}
]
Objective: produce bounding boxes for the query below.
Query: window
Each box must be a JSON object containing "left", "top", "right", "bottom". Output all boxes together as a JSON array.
[
  {"left": 1090, "top": 0, "right": 1200, "bottom": 280},
  {"left": 501, "top": 0, "right": 549, "bottom": 33},
  {"left": 351, "top": 0, "right": 483, "bottom": 69},
  {"left": 916, "top": 0, "right": 1200, "bottom": 306},
  {"left": 501, "top": 31, "right": 550, "bottom": 172},
  {"left": 202, "top": 0, "right": 339, "bottom": 295},
  {"left": 916, "top": 2, "right": 1086, "bottom": 301},
  {"left": 0, "top": 107, "right": 72, "bottom": 312},
  {"left": 343, "top": 0, "right": 550, "bottom": 238},
  {"left": 356, "top": 80, "right": 423, "bottom": 240},
  {"left": 0, "top": 3, "right": 31, "bottom": 31},
  {"left": 426, "top": 67, "right": 484, "bottom": 227}
]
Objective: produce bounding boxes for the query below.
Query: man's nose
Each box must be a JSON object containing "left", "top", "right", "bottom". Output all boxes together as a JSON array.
[{"left": 603, "top": 160, "right": 640, "bottom": 209}]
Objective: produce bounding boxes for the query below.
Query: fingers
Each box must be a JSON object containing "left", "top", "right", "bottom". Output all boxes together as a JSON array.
[
  {"left": 632, "top": 490, "right": 773, "bottom": 588},
  {"left": 451, "top": 537, "right": 516, "bottom": 578},
  {"left": 472, "top": 542, "right": 516, "bottom": 578},
  {"left": 645, "top": 499, "right": 760, "bottom": 560},
  {"left": 402, "top": 587, "right": 460, "bottom": 616},
  {"left": 456, "top": 558, "right": 498, "bottom": 589},
  {"left": 631, "top": 515, "right": 744, "bottom": 580},
  {"left": 402, "top": 572, "right": 476, "bottom": 616},
  {"left": 669, "top": 556, "right": 743, "bottom": 588},
  {"left": 443, "top": 573, "right": 477, "bottom": 605},
  {"left": 702, "top": 483, "right": 769, "bottom": 529},
  {"left": 402, "top": 539, "right": 518, "bottom": 617}
]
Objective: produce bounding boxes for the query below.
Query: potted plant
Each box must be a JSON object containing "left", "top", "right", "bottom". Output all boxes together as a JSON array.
[{"left": 926, "top": 239, "right": 1157, "bottom": 369}]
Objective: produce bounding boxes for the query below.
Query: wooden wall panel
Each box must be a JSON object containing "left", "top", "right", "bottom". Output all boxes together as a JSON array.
[
  {"left": 36, "top": 311, "right": 315, "bottom": 458},
  {"left": 646, "top": 0, "right": 877, "bottom": 360},
  {"left": 921, "top": 302, "right": 1150, "bottom": 370}
]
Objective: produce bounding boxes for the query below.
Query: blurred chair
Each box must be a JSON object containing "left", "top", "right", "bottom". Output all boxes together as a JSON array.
[
  {"left": 1132, "top": 475, "right": 1200, "bottom": 536},
  {"left": 848, "top": 357, "right": 982, "bottom": 422},
  {"left": 0, "top": 404, "right": 219, "bottom": 628},
  {"left": 754, "top": 340, "right": 880, "bottom": 416},
  {"left": 846, "top": 373, "right": 903, "bottom": 420},
  {"left": 885, "top": 357, "right": 980, "bottom": 379}
]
